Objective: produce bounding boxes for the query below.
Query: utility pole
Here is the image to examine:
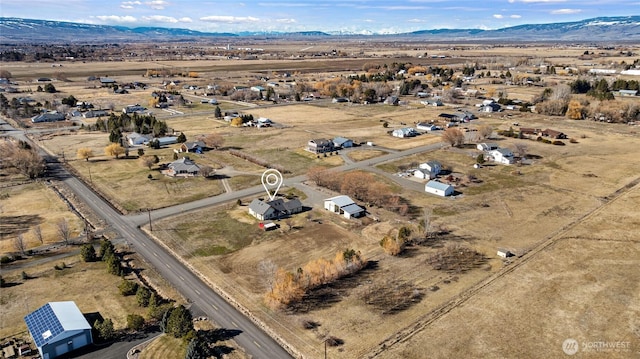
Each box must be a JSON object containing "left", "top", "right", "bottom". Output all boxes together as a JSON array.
[{"left": 148, "top": 208, "right": 152, "bottom": 231}]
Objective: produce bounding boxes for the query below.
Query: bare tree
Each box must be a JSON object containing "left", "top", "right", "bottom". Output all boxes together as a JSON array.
[
  {"left": 478, "top": 125, "right": 493, "bottom": 140},
  {"left": 56, "top": 218, "right": 72, "bottom": 245},
  {"left": 442, "top": 128, "right": 465, "bottom": 147},
  {"left": 257, "top": 260, "right": 278, "bottom": 292},
  {"left": 139, "top": 155, "right": 156, "bottom": 170},
  {"left": 514, "top": 143, "right": 528, "bottom": 158},
  {"left": 14, "top": 234, "right": 27, "bottom": 255},
  {"left": 203, "top": 133, "right": 224, "bottom": 150},
  {"left": 200, "top": 165, "right": 214, "bottom": 178},
  {"left": 422, "top": 208, "right": 433, "bottom": 240},
  {"left": 283, "top": 218, "right": 294, "bottom": 231},
  {"left": 33, "top": 225, "right": 43, "bottom": 244}
]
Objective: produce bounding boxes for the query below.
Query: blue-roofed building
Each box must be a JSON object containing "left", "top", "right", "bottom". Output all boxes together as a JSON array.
[
  {"left": 425, "top": 180, "right": 454, "bottom": 197},
  {"left": 24, "top": 301, "right": 93, "bottom": 359}
]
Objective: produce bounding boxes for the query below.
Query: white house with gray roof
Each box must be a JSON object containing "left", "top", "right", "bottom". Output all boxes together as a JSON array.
[
  {"left": 165, "top": 157, "right": 200, "bottom": 177},
  {"left": 248, "top": 198, "right": 303, "bottom": 221}
]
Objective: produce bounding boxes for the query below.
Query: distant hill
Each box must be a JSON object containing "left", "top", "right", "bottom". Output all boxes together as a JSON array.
[{"left": 1, "top": 16, "right": 639, "bottom": 43}]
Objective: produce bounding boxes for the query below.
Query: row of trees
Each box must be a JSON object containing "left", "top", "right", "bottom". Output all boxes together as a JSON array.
[
  {"left": 263, "top": 249, "right": 366, "bottom": 309},
  {"left": 95, "top": 113, "right": 168, "bottom": 137}
]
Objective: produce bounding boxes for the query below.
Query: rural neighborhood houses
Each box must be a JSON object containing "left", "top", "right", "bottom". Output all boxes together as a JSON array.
[
  {"left": 24, "top": 301, "right": 93, "bottom": 359},
  {"left": 425, "top": 180, "right": 454, "bottom": 197},
  {"left": 324, "top": 195, "right": 365, "bottom": 219},
  {"left": 31, "top": 111, "right": 65, "bottom": 123},
  {"left": 126, "top": 132, "right": 152, "bottom": 146}
]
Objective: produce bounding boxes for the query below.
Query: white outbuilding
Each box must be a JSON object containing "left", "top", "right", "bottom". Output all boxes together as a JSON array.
[{"left": 425, "top": 180, "right": 454, "bottom": 197}]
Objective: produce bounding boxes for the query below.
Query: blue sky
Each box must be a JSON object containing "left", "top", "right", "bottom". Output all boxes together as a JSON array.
[{"left": 1, "top": 0, "right": 637, "bottom": 34}]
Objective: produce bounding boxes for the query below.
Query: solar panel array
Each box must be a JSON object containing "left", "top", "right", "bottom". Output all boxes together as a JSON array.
[{"left": 24, "top": 303, "right": 64, "bottom": 348}]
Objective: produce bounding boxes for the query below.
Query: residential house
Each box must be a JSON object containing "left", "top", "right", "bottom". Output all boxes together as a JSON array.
[
  {"left": 307, "top": 139, "right": 335, "bottom": 153},
  {"left": 392, "top": 127, "right": 417, "bottom": 138},
  {"left": 476, "top": 142, "right": 499, "bottom": 151},
  {"left": 123, "top": 104, "right": 146, "bottom": 114},
  {"left": 165, "top": 157, "right": 201, "bottom": 177},
  {"left": 454, "top": 111, "right": 475, "bottom": 122},
  {"left": 489, "top": 148, "right": 515, "bottom": 165},
  {"left": 324, "top": 195, "right": 365, "bottom": 219},
  {"left": 36, "top": 77, "right": 51, "bottom": 82},
  {"left": 416, "top": 91, "right": 429, "bottom": 98},
  {"left": 180, "top": 141, "right": 205, "bottom": 153},
  {"left": 519, "top": 128, "right": 540, "bottom": 136},
  {"left": 83, "top": 110, "right": 107, "bottom": 118},
  {"left": 541, "top": 129, "right": 567, "bottom": 139},
  {"left": 333, "top": 136, "right": 353, "bottom": 148},
  {"left": 100, "top": 77, "right": 116, "bottom": 86},
  {"left": 31, "top": 112, "right": 66, "bottom": 123},
  {"left": 425, "top": 180, "right": 454, "bottom": 197},
  {"left": 416, "top": 123, "right": 440, "bottom": 131},
  {"left": 421, "top": 98, "right": 443, "bottom": 106},
  {"left": 618, "top": 89, "right": 638, "bottom": 97},
  {"left": 248, "top": 198, "right": 303, "bottom": 221},
  {"left": 332, "top": 97, "right": 349, "bottom": 103},
  {"left": 414, "top": 169, "right": 435, "bottom": 180},
  {"left": 127, "top": 132, "right": 152, "bottom": 146},
  {"left": 481, "top": 103, "right": 501, "bottom": 112},
  {"left": 250, "top": 85, "right": 265, "bottom": 92},
  {"left": 419, "top": 161, "right": 442, "bottom": 175}
]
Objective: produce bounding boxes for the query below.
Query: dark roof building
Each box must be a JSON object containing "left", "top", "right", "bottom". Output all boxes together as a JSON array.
[{"left": 24, "top": 301, "right": 93, "bottom": 359}]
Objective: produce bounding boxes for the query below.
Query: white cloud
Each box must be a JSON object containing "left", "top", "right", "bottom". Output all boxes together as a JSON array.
[
  {"left": 200, "top": 16, "right": 260, "bottom": 23},
  {"left": 179, "top": 17, "right": 193, "bottom": 23},
  {"left": 276, "top": 18, "right": 297, "bottom": 23},
  {"left": 509, "top": 0, "right": 566, "bottom": 2},
  {"left": 493, "top": 14, "right": 504, "bottom": 19},
  {"left": 363, "top": 19, "right": 375, "bottom": 23},
  {"left": 551, "top": 8, "right": 582, "bottom": 14},
  {"left": 146, "top": 0, "right": 169, "bottom": 10},
  {"left": 142, "top": 15, "right": 178, "bottom": 23},
  {"left": 407, "top": 18, "right": 426, "bottom": 23},
  {"left": 121, "top": 0, "right": 141, "bottom": 7},
  {"left": 510, "top": 14, "right": 522, "bottom": 18},
  {"left": 96, "top": 15, "right": 137, "bottom": 23}
]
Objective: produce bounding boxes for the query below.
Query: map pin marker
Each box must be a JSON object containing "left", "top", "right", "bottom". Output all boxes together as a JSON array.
[{"left": 261, "top": 169, "right": 283, "bottom": 201}]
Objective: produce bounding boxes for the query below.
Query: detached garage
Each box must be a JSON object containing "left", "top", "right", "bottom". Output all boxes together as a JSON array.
[
  {"left": 24, "top": 301, "right": 93, "bottom": 359},
  {"left": 425, "top": 180, "right": 454, "bottom": 197}
]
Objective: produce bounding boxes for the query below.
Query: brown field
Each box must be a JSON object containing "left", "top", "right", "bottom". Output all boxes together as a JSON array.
[{"left": 3, "top": 43, "right": 640, "bottom": 358}]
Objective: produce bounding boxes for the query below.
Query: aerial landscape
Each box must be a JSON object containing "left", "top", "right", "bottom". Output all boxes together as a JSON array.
[{"left": 0, "top": 1, "right": 639, "bottom": 359}]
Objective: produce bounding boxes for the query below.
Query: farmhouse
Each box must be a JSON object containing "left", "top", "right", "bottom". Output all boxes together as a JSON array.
[
  {"left": 324, "top": 195, "right": 365, "bottom": 219},
  {"left": 421, "top": 98, "right": 444, "bottom": 106},
  {"left": 419, "top": 161, "right": 442, "bottom": 175},
  {"left": 489, "top": 148, "right": 515, "bottom": 165},
  {"left": 123, "top": 104, "right": 146, "bottom": 114},
  {"left": 82, "top": 110, "right": 108, "bottom": 118},
  {"left": 392, "top": 127, "right": 417, "bottom": 138},
  {"left": 541, "top": 128, "right": 567, "bottom": 139},
  {"left": 307, "top": 139, "right": 335, "bottom": 153},
  {"left": 618, "top": 90, "right": 638, "bottom": 96},
  {"left": 248, "top": 198, "right": 303, "bottom": 220},
  {"left": 180, "top": 141, "right": 205, "bottom": 153},
  {"left": 99, "top": 77, "right": 116, "bottom": 86},
  {"left": 24, "top": 301, "right": 93, "bottom": 359},
  {"left": 333, "top": 136, "right": 353, "bottom": 148},
  {"left": 165, "top": 157, "right": 200, "bottom": 177},
  {"left": 31, "top": 112, "right": 66, "bottom": 123}
]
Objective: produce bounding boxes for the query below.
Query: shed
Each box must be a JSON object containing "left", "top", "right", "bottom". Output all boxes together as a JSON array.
[
  {"left": 425, "top": 180, "right": 454, "bottom": 197},
  {"left": 333, "top": 136, "right": 353, "bottom": 148},
  {"left": 24, "top": 301, "right": 93, "bottom": 359},
  {"left": 497, "top": 248, "right": 514, "bottom": 258},
  {"left": 324, "top": 195, "right": 364, "bottom": 219}
]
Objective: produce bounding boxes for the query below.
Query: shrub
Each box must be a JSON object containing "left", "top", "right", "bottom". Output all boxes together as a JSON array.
[
  {"left": 553, "top": 140, "right": 565, "bottom": 146},
  {"left": 118, "top": 280, "right": 139, "bottom": 296},
  {"left": 127, "top": 314, "right": 145, "bottom": 331}
]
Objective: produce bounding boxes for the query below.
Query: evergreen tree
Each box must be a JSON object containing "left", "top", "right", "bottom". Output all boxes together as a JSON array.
[
  {"left": 214, "top": 106, "right": 222, "bottom": 118},
  {"left": 166, "top": 305, "right": 194, "bottom": 338},
  {"left": 80, "top": 244, "right": 97, "bottom": 262}
]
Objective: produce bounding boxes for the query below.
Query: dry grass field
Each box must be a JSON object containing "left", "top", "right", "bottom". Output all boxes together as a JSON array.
[
  {"left": 3, "top": 43, "right": 639, "bottom": 358},
  {"left": 0, "top": 254, "right": 147, "bottom": 339}
]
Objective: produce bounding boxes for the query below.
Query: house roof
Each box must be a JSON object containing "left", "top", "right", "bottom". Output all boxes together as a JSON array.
[
  {"left": 325, "top": 195, "right": 356, "bottom": 208},
  {"left": 426, "top": 180, "right": 453, "bottom": 191},
  {"left": 310, "top": 139, "right": 332, "bottom": 146},
  {"left": 183, "top": 141, "right": 205, "bottom": 149},
  {"left": 25, "top": 301, "right": 91, "bottom": 349},
  {"left": 333, "top": 136, "right": 351, "bottom": 146},
  {"left": 283, "top": 198, "right": 302, "bottom": 212},
  {"left": 438, "top": 113, "right": 456, "bottom": 119},
  {"left": 341, "top": 203, "right": 365, "bottom": 215},
  {"left": 492, "top": 148, "right": 513, "bottom": 156},
  {"left": 168, "top": 157, "right": 200, "bottom": 172},
  {"left": 249, "top": 198, "right": 274, "bottom": 215}
]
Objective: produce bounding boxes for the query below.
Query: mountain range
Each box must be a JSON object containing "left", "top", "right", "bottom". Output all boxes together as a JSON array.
[{"left": 1, "top": 16, "right": 639, "bottom": 42}]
